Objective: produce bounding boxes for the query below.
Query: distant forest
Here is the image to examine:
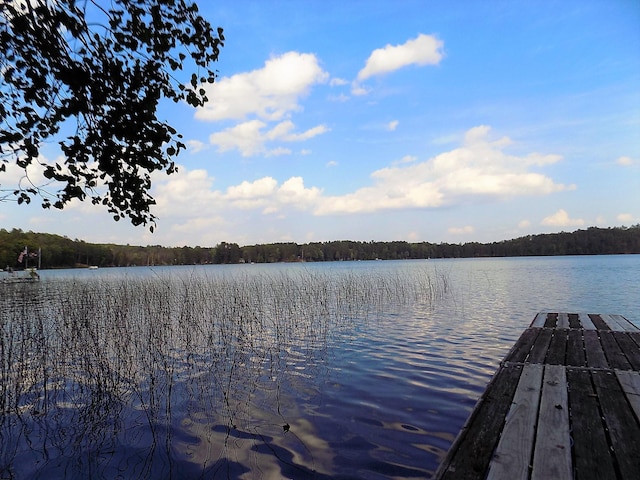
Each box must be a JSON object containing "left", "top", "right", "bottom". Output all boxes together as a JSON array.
[{"left": 1, "top": 225, "right": 639, "bottom": 270}]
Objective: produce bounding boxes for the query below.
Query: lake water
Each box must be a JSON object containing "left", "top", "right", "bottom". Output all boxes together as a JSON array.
[{"left": 1, "top": 255, "right": 638, "bottom": 479}]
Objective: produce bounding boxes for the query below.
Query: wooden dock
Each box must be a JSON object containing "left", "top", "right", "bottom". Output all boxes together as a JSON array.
[{"left": 435, "top": 313, "right": 640, "bottom": 480}]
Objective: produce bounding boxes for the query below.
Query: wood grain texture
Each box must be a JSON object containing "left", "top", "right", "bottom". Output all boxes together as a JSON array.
[
  {"left": 486, "top": 364, "right": 543, "bottom": 480},
  {"left": 531, "top": 365, "right": 572, "bottom": 480}
]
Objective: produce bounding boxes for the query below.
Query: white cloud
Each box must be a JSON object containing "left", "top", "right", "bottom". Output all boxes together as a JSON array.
[
  {"left": 265, "top": 147, "right": 292, "bottom": 157},
  {"left": 350, "top": 84, "right": 370, "bottom": 96},
  {"left": 448, "top": 226, "right": 475, "bottom": 235},
  {"left": 356, "top": 34, "right": 444, "bottom": 82},
  {"left": 617, "top": 213, "right": 637, "bottom": 223},
  {"left": 328, "top": 93, "right": 350, "bottom": 102},
  {"left": 209, "top": 120, "right": 266, "bottom": 156},
  {"left": 315, "top": 125, "right": 572, "bottom": 215},
  {"left": 195, "top": 52, "right": 329, "bottom": 122},
  {"left": 616, "top": 156, "right": 636, "bottom": 166},
  {"left": 209, "top": 119, "right": 329, "bottom": 156},
  {"left": 518, "top": 220, "right": 532, "bottom": 229},
  {"left": 329, "top": 77, "right": 349, "bottom": 86},
  {"left": 541, "top": 209, "right": 585, "bottom": 227},
  {"left": 225, "top": 177, "right": 277, "bottom": 200},
  {"left": 186, "top": 140, "right": 207, "bottom": 154},
  {"left": 146, "top": 127, "right": 573, "bottom": 234},
  {"left": 387, "top": 120, "right": 399, "bottom": 131}
]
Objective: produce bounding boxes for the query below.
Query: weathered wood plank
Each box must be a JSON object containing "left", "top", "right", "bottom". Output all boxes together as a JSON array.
[
  {"left": 566, "top": 329, "right": 585, "bottom": 367},
  {"left": 592, "top": 370, "right": 640, "bottom": 479},
  {"left": 568, "top": 313, "right": 580, "bottom": 329},
  {"left": 544, "top": 312, "right": 558, "bottom": 329},
  {"left": 528, "top": 328, "right": 553, "bottom": 364},
  {"left": 613, "top": 332, "right": 640, "bottom": 371},
  {"left": 546, "top": 330, "right": 567, "bottom": 365},
  {"left": 436, "top": 312, "right": 640, "bottom": 480},
  {"left": 486, "top": 364, "right": 543, "bottom": 480},
  {"left": 600, "top": 330, "right": 632, "bottom": 370},
  {"left": 437, "top": 365, "right": 522, "bottom": 480},
  {"left": 503, "top": 328, "right": 540, "bottom": 364},
  {"left": 600, "top": 313, "right": 627, "bottom": 332},
  {"left": 531, "top": 365, "right": 572, "bottom": 480},
  {"left": 566, "top": 368, "right": 617, "bottom": 480},
  {"left": 615, "top": 370, "right": 640, "bottom": 422},
  {"left": 557, "top": 313, "right": 570, "bottom": 329},
  {"left": 578, "top": 313, "right": 596, "bottom": 330},
  {"left": 610, "top": 314, "right": 640, "bottom": 332},
  {"left": 583, "top": 330, "right": 608, "bottom": 369},
  {"left": 589, "top": 314, "right": 610, "bottom": 331},
  {"left": 530, "top": 312, "right": 548, "bottom": 328}
]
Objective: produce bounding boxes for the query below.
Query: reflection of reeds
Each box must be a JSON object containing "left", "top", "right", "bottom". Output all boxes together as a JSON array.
[{"left": 0, "top": 267, "right": 448, "bottom": 477}]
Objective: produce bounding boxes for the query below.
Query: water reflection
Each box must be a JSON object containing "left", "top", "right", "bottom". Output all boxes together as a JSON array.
[
  {"left": 2, "top": 255, "right": 638, "bottom": 479},
  {"left": 1, "top": 269, "right": 452, "bottom": 479}
]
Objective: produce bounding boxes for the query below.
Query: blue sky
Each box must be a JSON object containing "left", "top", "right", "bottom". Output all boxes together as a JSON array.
[{"left": 2, "top": 0, "right": 639, "bottom": 247}]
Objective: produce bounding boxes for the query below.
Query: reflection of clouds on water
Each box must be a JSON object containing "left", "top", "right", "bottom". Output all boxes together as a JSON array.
[
  {"left": 0, "top": 268, "right": 447, "bottom": 478},
  {"left": 2, "top": 256, "right": 638, "bottom": 478}
]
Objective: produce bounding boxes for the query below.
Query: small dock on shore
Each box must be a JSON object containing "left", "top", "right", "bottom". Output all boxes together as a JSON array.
[{"left": 435, "top": 312, "right": 640, "bottom": 480}]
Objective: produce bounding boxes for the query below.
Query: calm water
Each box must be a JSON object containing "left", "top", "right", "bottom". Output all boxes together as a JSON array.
[{"left": 1, "top": 255, "right": 638, "bottom": 479}]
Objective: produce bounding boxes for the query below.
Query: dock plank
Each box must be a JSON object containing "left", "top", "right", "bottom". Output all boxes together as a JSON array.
[
  {"left": 600, "top": 330, "right": 631, "bottom": 370},
  {"left": 613, "top": 332, "right": 640, "bottom": 371},
  {"left": 566, "top": 368, "right": 617, "bottom": 480},
  {"left": 583, "top": 330, "right": 608, "bottom": 369},
  {"left": 611, "top": 314, "right": 639, "bottom": 332},
  {"left": 600, "top": 313, "right": 626, "bottom": 332},
  {"left": 578, "top": 313, "right": 596, "bottom": 330},
  {"left": 531, "top": 365, "right": 572, "bottom": 480},
  {"left": 544, "top": 313, "right": 558, "bottom": 329},
  {"left": 568, "top": 313, "right": 580, "bottom": 329},
  {"left": 591, "top": 370, "right": 640, "bottom": 479},
  {"left": 566, "top": 329, "right": 585, "bottom": 367},
  {"left": 504, "top": 328, "right": 540, "bottom": 364},
  {"left": 557, "top": 313, "right": 570, "bottom": 329},
  {"left": 530, "top": 312, "right": 548, "bottom": 328},
  {"left": 528, "top": 328, "right": 552, "bottom": 364},
  {"left": 615, "top": 370, "right": 640, "bottom": 421},
  {"left": 589, "top": 314, "right": 610, "bottom": 331},
  {"left": 435, "top": 313, "right": 640, "bottom": 480},
  {"left": 486, "top": 364, "right": 543, "bottom": 480},
  {"left": 437, "top": 365, "right": 522, "bottom": 480},
  {"left": 546, "top": 330, "right": 567, "bottom": 365}
]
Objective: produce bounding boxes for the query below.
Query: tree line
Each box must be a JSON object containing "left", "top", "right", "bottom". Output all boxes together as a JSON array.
[{"left": 1, "top": 225, "right": 638, "bottom": 270}]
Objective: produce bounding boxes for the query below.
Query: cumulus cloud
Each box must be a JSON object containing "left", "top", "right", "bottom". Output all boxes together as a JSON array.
[
  {"left": 195, "top": 52, "right": 329, "bottom": 122},
  {"left": 148, "top": 126, "right": 573, "bottom": 232},
  {"left": 315, "top": 125, "right": 573, "bottom": 215},
  {"left": 209, "top": 119, "right": 329, "bottom": 156},
  {"left": 617, "top": 213, "right": 637, "bottom": 223},
  {"left": 541, "top": 209, "right": 585, "bottom": 227},
  {"left": 518, "top": 220, "right": 532, "bottom": 229},
  {"left": 356, "top": 34, "right": 444, "bottom": 82},
  {"left": 186, "top": 139, "right": 207, "bottom": 154}
]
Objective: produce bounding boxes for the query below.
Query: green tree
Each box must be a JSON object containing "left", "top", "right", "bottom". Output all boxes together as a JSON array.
[{"left": 1, "top": 0, "right": 223, "bottom": 229}]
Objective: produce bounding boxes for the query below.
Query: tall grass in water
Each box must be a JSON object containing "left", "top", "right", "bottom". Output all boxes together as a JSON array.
[{"left": 0, "top": 268, "right": 448, "bottom": 478}]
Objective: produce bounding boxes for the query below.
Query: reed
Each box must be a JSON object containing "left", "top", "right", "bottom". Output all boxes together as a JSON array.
[{"left": 0, "top": 266, "right": 448, "bottom": 477}]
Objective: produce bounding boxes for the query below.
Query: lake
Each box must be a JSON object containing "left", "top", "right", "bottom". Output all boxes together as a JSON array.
[{"left": 1, "top": 255, "right": 638, "bottom": 479}]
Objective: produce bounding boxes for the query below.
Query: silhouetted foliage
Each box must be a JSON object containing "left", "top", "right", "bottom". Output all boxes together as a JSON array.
[
  {"left": 0, "top": 0, "right": 223, "bottom": 228},
  {"left": 1, "top": 226, "right": 638, "bottom": 270}
]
